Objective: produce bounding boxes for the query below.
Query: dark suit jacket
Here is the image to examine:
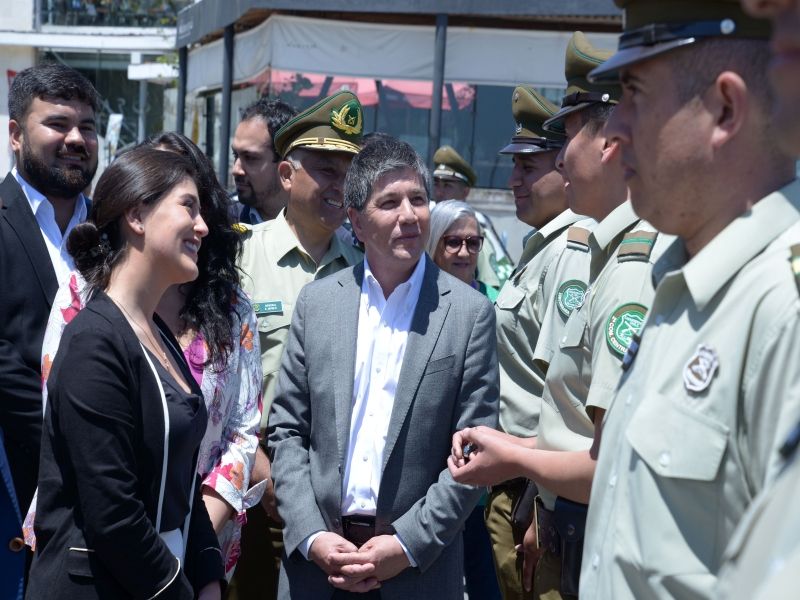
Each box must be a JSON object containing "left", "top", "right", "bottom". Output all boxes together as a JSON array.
[
  {"left": 26, "top": 293, "right": 223, "bottom": 600},
  {"left": 0, "top": 427, "right": 24, "bottom": 600},
  {"left": 0, "top": 173, "right": 59, "bottom": 509},
  {"left": 268, "top": 257, "right": 499, "bottom": 600}
]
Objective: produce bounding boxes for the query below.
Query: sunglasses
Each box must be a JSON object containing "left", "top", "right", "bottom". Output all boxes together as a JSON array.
[{"left": 441, "top": 235, "right": 484, "bottom": 255}]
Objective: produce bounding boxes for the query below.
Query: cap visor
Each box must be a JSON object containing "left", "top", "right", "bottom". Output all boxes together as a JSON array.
[
  {"left": 543, "top": 102, "right": 595, "bottom": 132},
  {"left": 499, "top": 141, "right": 559, "bottom": 155},
  {"left": 588, "top": 38, "right": 699, "bottom": 83}
]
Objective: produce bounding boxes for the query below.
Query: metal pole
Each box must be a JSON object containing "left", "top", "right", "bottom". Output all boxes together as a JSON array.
[
  {"left": 176, "top": 45, "right": 187, "bottom": 135},
  {"left": 137, "top": 80, "right": 147, "bottom": 143},
  {"left": 218, "top": 24, "right": 234, "bottom": 188},
  {"left": 428, "top": 13, "right": 448, "bottom": 165}
]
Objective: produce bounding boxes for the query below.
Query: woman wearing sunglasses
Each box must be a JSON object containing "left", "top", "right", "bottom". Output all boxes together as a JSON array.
[
  {"left": 427, "top": 200, "right": 498, "bottom": 301},
  {"left": 426, "top": 199, "right": 502, "bottom": 600}
]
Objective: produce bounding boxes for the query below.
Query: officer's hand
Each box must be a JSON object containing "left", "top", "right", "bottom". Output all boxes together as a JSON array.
[
  {"left": 451, "top": 426, "right": 533, "bottom": 467},
  {"left": 448, "top": 427, "right": 524, "bottom": 485},
  {"left": 518, "top": 519, "right": 544, "bottom": 592},
  {"left": 308, "top": 532, "right": 360, "bottom": 577}
]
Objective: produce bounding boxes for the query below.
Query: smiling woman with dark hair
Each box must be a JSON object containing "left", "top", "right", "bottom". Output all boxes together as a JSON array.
[
  {"left": 26, "top": 132, "right": 264, "bottom": 584},
  {"left": 26, "top": 145, "right": 224, "bottom": 599}
]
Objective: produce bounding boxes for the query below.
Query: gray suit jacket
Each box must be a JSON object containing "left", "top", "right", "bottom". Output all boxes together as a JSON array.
[{"left": 268, "top": 257, "right": 499, "bottom": 600}]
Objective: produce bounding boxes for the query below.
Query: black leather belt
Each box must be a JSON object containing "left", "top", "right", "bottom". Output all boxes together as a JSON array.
[
  {"left": 491, "top": 477, "right": 527, "bottom": 495},
  {"left": 342, "top": 515, "right": 376, "bottom": 547}
]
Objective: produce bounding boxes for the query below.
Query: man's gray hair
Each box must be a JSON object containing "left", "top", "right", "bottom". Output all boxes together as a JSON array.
[
  {"left": 425, "top": 200, "right": 481, "bottom": 256},
  {"left": 344, "top": 135, "right": 430, "bottom": 211}
]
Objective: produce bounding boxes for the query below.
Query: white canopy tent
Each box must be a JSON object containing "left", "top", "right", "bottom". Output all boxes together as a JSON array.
[{"left": 187, "top": 14, "right": 618, "bottom": 94}]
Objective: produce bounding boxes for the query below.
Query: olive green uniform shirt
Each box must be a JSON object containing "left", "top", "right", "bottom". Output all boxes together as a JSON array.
[
  {"left": 716, "top": 439, "right": 800, "bottom": 600},
  {"left": 535, "top": 201, "right": 673, "bottom": 510},
  {"left": 238, "top": 210, "right": 363, "bottom": 431},
  {"left": 581, "top": 181, "right": 800, "bottom": 600},
  {"left": 496, "top": 209, "right": 593, "bottom": 437}
]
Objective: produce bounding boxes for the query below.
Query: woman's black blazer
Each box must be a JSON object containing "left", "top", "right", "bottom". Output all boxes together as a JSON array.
[{"left": 27, "top": 292, "right": 223, "bottom": 600}]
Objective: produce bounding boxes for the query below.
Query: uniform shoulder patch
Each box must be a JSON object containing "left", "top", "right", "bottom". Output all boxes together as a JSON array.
[
  {"left": 606, "top": 302, "right": 648, "bottom": 357},
  {"left": 617, "top": 230, "right": 658, "bottom": 262},
  {"left": 232, "top": 222, "right": 251, "bottom": 234},
  {"left": 556, "top": 279, "right": 588, "bottom": 317},
  {"left": 790, "top": 243, "right": 800, "bottom": 295},
  {"left": 566, "top": 226, "right": 591, "bottom": 252}
]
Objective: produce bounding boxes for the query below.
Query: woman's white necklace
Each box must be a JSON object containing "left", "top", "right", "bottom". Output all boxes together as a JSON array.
[{"left": 112, "top": 299, "right": 170, "bottom": 369}]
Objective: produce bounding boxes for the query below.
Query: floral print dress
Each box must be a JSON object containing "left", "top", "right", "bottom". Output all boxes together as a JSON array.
[{"left": 25, "top": 272, "right": 265, "bottom": 580}]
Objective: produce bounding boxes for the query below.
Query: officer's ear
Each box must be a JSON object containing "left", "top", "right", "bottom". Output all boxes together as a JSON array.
[
  {"left": 707, "top": 70, "right": 748, "bottom": 151},
  {"left": 277, "top": 160, "right": 295, "bottom": 192},
  {"left": 600, "top": 138, "right": 621, "bottom": 165}
]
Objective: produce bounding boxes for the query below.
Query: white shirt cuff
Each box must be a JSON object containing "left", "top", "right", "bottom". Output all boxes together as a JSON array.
[
  {"left": 393, "top": 533, "right": 417, "bottom": 567},
  {"left": 299, "top": 530, "right": 326, "bottom": 560}
]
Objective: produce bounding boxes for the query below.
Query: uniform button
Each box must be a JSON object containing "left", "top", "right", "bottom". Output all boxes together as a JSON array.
[
  {"left": 561, "top": 336, "right": 567, "bottom": 344},
  {"left": 625, "top": 394, "right": 632, "bottom": 406},
  {"left": 609, "top": 472, "right": 617, "bottom": 488},
  {"left": 8, "top": 537, "right": 25, "bottom": 552},
  {"left": 376, "top": 367, "right": 382, "bottom": 374},
  {"left": 659, "top": 451, "right": 671, "bottom": 468},
  {"left": 591, "top": 553, "right": 600, "bottom": 569},
  {"left": 362, "top": 455, "right": 368, "bottom": 462}
]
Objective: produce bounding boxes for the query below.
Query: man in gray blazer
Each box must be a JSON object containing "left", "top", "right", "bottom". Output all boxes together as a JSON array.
[{"left": 268, "top": 135, "right": 499, "bottom": 599}]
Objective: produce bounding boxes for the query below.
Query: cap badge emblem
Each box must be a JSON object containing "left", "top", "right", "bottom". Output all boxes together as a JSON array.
[
  {"left": 515, "top": 122, "right": 523, "bottom": 134},
  {"left": 606, "top": 303, "right": 648, "bottom": 356},
  {"left": 556, "top": 280, "right": 588, "bottom": 317},
  {"left": 683, "top": 344, "right": 719, "bottom": 393},
  {"left": 331, "top": 99, "right": 363, "bottom": 136},
  {"left": 601, "top": 93, "right": 610, "bottom": 102}
]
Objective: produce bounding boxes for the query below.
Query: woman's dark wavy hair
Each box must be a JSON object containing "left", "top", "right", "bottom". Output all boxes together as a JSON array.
[
  {"left": 145, "top": 132, "right": 242, "bottom": 368},
  {"left": 68, "top": 146, "right": 198, "bottom": 299}
]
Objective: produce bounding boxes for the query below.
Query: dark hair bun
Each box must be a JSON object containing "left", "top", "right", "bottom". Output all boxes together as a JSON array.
[{"left": 67, "top": 221, "right": 107, "bottom": 276}]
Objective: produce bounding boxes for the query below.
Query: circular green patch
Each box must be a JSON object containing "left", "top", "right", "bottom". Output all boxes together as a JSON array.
[
  {"left": 556, "top": 280, "right": 588, "bottom": 317},
  {"left": 606, "top": 303, "right": 648, "bottom": 356}
]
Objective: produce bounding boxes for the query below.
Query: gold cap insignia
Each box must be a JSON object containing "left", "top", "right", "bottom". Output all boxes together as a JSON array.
[{"left": 331, "top": 99, "right": 363, "bottom": 136}]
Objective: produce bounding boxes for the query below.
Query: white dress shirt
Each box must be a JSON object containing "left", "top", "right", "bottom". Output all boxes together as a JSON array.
[
  {"left": 13, "top": 168, "right": 88, "bottom": 285},
  {"left": 300, "top": 257, "right": 426, "bottom": 564}
]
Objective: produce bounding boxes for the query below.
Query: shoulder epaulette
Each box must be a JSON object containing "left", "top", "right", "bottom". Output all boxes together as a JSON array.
[
  {"left": 617, "top": 230, "right": 658, "bottom": 262},
  {"left": 566, "top": 226, "right": 591, "bottom": 252},
  {"left": 790, "top": 244, "right": 800, "bottom": 295},
  {"left": 232, "top": 222, "right": 251, "bottom": 235}
]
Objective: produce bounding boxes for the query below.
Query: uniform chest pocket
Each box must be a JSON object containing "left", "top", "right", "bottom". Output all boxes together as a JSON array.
[
  {"left": 495, "top": 284, "right": 526, "bottom": 311},
  {"left": 559, "top": 311, "right": 586, "bottom": 350},
  {"left": 627, "top": 395, "right": 729, "bottom": 481},
  {"left": 256, "top": 312, "right": 293, "bottom": 335}
]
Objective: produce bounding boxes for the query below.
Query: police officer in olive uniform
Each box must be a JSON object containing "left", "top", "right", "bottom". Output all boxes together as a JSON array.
[
  {"left": 715, "top": 0, "right": 800, "bottom": 597},
  {"left": 432, "top": 145, "right": 514, "bottom": 288},
  {"left": 576, "top": 2, "right": 800, "bottom": 599},
  {"left": 449, "top": 32, "right": 673, "bottom": 600},
  {"left": 484, "top": 85, "right": 592, "bottom": 600},
  {"left": 229, "top": 90, "right": 364, "bottom": 600}
]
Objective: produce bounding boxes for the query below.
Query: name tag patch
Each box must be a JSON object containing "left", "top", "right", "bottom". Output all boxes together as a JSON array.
[{"left": 253, "top": 301, "right": 283, "bottom": 315}]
